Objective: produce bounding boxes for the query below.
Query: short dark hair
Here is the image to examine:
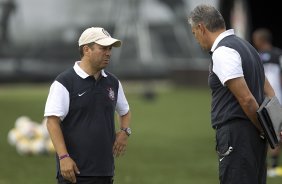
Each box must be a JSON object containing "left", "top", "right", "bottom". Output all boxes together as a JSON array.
[
  {"left": 79, "top": 42, "right": 95, "bottom": 58},
  {"left": 188, "top": 4, "right": 226, "bottom": 32}
]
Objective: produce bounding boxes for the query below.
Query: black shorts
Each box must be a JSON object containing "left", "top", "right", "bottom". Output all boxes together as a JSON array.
[
  {"left": 215, "top": 120, "right": 267, "bottom": 184},
  {"left": 57, "top": 175, "right": 113, "bottom": 184}
]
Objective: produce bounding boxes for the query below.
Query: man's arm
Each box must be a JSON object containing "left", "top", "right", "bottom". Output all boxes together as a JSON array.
[
  {"left": 119, "top": 111, "right": 131, "bottom": 129},
  {"left": 46, "top": 116, "right": 80, "bottom": 183},
  {"left": 46, "top": 116, "right": 68, "bottom": 156},
  {"left": 113, "top": 111, "right": 131, "bottom": 157},
  {"left": 225, "top": 77, "right": 263, "bottom": 132}
]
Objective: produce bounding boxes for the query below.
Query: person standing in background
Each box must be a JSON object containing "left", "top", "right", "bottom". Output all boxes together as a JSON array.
[
  {"left": 0, "top": 0, "right": 16, "bottom": 44},
  {"left": 44, "top": 27, "right": 132, "bottom": 184},
  {"left": 253, "top": 28, "right": 282, "bottom": 177},
  {"left": 188, "top": 4, "right": 275, "bottom": 184}
]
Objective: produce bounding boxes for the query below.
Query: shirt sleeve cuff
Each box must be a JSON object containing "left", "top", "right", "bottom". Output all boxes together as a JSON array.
[{"left": 222, "top": 73, "right": 244, "bottom": 85}]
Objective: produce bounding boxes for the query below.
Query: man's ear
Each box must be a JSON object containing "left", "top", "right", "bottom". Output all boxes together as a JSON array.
[
  {"left": 198, "top": 23, "right": 206, "bottom": 34},
  {"left": 83, "top": 45, "right": 91, "bottom": 55}
]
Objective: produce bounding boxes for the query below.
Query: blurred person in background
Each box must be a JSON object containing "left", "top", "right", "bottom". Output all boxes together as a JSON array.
[
  {"left": 0, "top": 0, "right": 16, "bottom": 44},
  {"left": 44, "top": 27, "right": 131, "bottom": 184},
  {"left": 252, "top": 28, "right": 282, "bottom": 177},
  {"left": 188, "top": 4, "right": 275, "bottom": 184}
]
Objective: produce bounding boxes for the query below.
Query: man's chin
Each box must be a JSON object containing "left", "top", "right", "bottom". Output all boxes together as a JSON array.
[{"left": 99, "top": 64, "right": 108, "bottom": 70}]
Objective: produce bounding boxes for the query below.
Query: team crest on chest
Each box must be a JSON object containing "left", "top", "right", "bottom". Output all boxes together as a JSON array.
[{"left": 107, "top": 87, "right": 115, "bottom": 101}]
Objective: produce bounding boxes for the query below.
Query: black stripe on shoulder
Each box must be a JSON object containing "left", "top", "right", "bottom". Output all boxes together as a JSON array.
[
  {"left": 104, "top": 71, "right": 119, "bottom": 82},
  {"left": 55, "top": 68, "right": 76, "bottom": 92}
]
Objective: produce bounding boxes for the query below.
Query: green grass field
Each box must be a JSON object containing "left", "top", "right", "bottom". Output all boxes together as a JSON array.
[{"left": 0, "top": 83, "right": 281, "bottom": 184}]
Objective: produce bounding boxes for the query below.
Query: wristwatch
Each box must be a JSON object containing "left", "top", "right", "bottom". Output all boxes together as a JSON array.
[{"left": 120, "top": 127, "right": 132, "bottom": 136}]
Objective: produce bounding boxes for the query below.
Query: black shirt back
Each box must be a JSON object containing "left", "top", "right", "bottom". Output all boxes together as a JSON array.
[{"left": 209, "top": 35, "right": 265, "bottom": 128}]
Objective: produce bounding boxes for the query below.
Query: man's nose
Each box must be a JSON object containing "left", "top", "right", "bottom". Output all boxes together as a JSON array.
[{"left": 106, "top": 48, "right": 112, "bottom": 55}]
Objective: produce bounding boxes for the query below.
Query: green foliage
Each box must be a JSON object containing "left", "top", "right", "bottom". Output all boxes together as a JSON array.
[{"left": 0, "top": 84, "right": 281, "bottom": 184}]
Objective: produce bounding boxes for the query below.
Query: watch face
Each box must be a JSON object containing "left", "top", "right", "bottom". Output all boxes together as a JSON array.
[
  {"left": 127, "top": 128, "right": 132, "bottom": 135},
  {"left": 121, "top": 128, "right": 131, "bottom": 135}
]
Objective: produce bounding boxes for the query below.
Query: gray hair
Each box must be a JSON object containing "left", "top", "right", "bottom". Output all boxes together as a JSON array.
[{"left": 188, "top": 4, "right": 226, "bottom": 32}]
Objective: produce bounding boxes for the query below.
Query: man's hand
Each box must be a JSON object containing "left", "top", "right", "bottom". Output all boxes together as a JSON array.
[
  {"left": 60, "top": 157, "right": 80, "bottom": 183},
  {"left": 280, "top": 131, "right": 282, "bottom": 141},
  {"left": 113, "top": 131, "right": 129, "bottom": 157}
]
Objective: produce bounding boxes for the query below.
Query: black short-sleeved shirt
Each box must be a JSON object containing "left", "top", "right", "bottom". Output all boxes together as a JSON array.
[
  {"left": 208, "top": 30, "right": 265, "bottom": 128},
  {"left": 44, "top": 62, "right": 129, "bottom": 177}
]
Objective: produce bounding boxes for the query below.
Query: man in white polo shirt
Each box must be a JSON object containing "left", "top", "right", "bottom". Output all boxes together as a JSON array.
[
  {"left": 44, "top": 27, "right": 131, "bottom": 184},
  {"left": 188, "top": 4, "right": 275, "bottom": 184}
]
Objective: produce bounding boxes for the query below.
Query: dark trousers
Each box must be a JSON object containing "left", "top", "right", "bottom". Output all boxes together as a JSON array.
[
  {"left": 215, "top": 120, "right": 267, "bottom": 184},
  {"left": 57, "top": 175, "right": 113, "bottom": 184}
]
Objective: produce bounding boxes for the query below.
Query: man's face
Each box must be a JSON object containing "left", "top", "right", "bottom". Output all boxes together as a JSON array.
[
  {"left": 191, "top": 24, "right": 210, "bottom": 51},
  {"left": 87, "top": 43, "right": 112, "bottom": 70},
  {"left": 252, "top": 34, "right": 263, "bottom": 51}
]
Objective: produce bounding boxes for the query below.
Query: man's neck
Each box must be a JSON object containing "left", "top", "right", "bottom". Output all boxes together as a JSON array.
[
  {"left": 211, "top": 29, "right": 226, "bottom": 44},
  {"left": 208, "top": 28, "right": 226, "bottom": 51},
  {"left": 93, "top": 71, "right": 101, "bottom": 80},
  {"left": 79, "top": 60, "right": 101, "bottom": 79}
]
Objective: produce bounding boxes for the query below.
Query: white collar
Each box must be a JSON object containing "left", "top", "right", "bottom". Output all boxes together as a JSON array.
[
  {"left": 73, "top": 61, "right": 108, "bottom": 79},
  {"left": 211, "top": 29, "right": 235, "bottom": 52}
]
